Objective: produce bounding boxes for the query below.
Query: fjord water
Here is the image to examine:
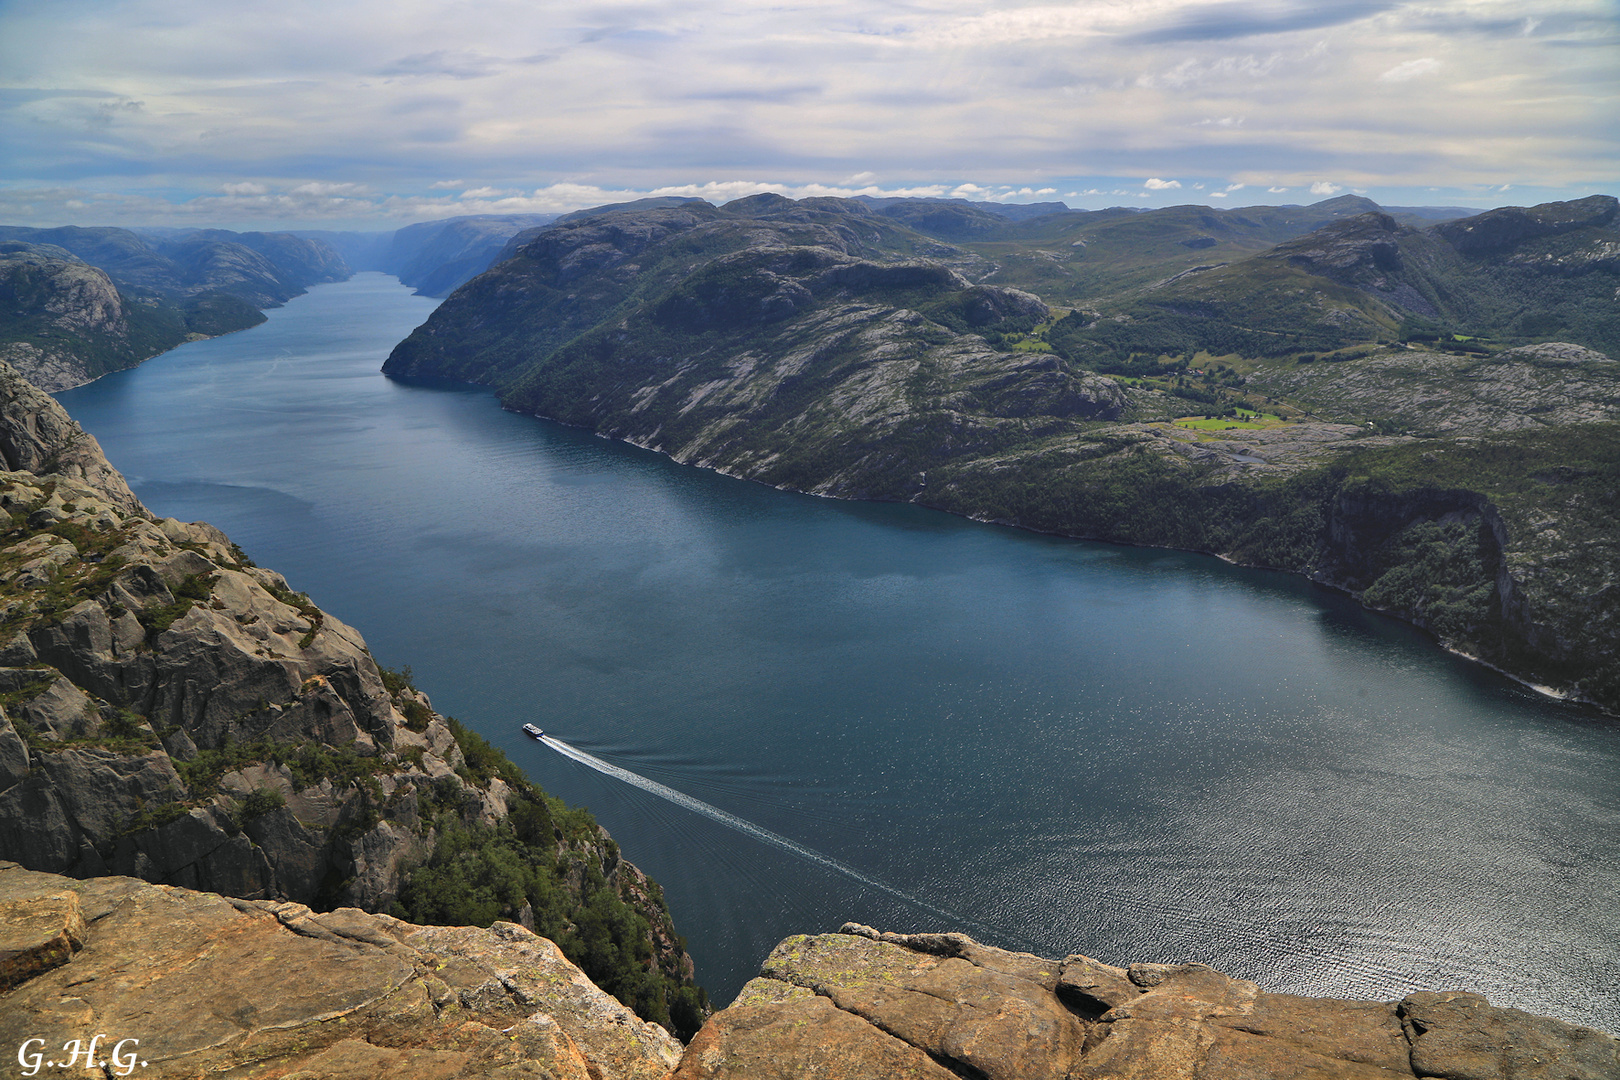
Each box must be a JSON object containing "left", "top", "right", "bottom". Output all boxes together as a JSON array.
[{"left": 57, "top": 274, "right": 1620, "bottom": 1031}]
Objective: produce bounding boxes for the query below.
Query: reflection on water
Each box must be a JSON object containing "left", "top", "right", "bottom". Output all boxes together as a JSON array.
[{"left": 56, "top": 274, "right": 1620, "bottom": 1031}]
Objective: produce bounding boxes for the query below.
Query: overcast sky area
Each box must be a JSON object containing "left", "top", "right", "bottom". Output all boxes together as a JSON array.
[{"left": 1, "top": 0, "right": 1615, "bottom": 230}]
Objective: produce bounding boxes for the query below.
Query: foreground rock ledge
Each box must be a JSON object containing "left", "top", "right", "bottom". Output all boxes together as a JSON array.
[
  {"left": 674, "top": 924, "right": 1619, "bottom": 1080},
  {"left": 0, "top": 862, "right": 681, "bottom": 1080},
  {"left": 3, "top": 873, "right": 1615, "bottom": 1080}
]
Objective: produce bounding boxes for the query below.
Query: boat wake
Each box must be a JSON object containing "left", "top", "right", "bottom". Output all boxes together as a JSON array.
[{"left": 538, "top": 734, "right": 979, "bottom": 932}]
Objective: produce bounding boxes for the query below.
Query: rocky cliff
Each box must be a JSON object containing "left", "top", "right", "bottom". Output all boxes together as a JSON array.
[
  {"left": 5, "top": 870, "right": 1615, "bottom": 1079},
  {"left": 0, "top": 360, "right": 705, "bottom": 1036}
]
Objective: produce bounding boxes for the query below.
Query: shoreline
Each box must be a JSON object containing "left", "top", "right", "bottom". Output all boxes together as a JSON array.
[{"left": 503, "top": 400, "right": 1607, "bottom": 720}]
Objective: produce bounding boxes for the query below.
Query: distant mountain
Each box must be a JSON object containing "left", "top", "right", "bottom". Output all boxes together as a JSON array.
[
  {"left": 0, "top": 227, "right": 350, "bottom": 389},
  {"left": 289, "top": 229, "right": 394, "bottom": 272},
  {"left": 380, "top": 214, "right": 559, "bottom": 297},
  {"left": 1047, "top": 195, "right": 1620, "bottom": 367},
  {"left": 0, "top": 225, "right": 349, "bottom": 308}
]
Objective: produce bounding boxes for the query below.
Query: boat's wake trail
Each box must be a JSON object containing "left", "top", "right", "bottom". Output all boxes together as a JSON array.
[{"left": 539, "top": 734, "right": 968, "bottom": 927}]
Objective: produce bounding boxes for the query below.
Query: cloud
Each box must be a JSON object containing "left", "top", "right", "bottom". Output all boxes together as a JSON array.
[
  {"left": 1268, "top": 186, "right": 1288, "bottom": 193},
  {"left": 378, "top": 50, "right": 509, "bottom": 80},
  {"left": 289, "top": 181, "right": 371, "bottom": 196},
  {"left": 1309, "top": 181, "right": 1342, "bottom": 194},
  {"left": 1138, "top": 53, "right": 1279, "bottom": 89},
  {"left": 1144, "top": 178, "right": 1182, "bottom": 190},
  {"left": 1125, "top": 0, "right": 1397, "bottom": 44},
  {"left": 0, "top": 0, "right": 1611, "bottom": 226},
  {"left": 220, "top": 182, "right": 268, "bottom": 195},
  {"left": 1379, "top": 58, "right": 1441, "bottom": 82},
  {"left": 1211, "top": 192, "right": 1228, "bottom": 198}
]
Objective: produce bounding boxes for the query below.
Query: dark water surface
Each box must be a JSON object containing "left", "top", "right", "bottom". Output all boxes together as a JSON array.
[{"left": 56, "top": 275, "right": 1620, "bottom": 1031}]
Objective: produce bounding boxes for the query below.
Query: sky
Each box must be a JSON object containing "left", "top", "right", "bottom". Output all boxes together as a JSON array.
[{"left": 1, "top": 0, "right": 1615, "bottom": 230}]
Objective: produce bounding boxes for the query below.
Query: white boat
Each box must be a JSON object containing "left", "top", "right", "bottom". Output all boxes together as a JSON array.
[{"left": 522, "top": 723, "right": 545, "bottom": 739}]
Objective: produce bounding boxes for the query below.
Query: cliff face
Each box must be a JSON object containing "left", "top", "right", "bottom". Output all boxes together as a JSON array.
[{"left": 0, "top": 359, "right": 704, "bottom": 1034}]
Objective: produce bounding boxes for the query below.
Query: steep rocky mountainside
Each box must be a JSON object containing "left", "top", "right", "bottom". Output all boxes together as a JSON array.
[
  {"left": 0, "top": 360, "right": 706, "bottom": 1036},
  {"left": 0, "top": 243, "right": 133, "bottom": 392},
  {"left": 6, "top": 873, "right": 1615, "bottom": 1079},
  {"left": 380, "top": 194, "right": 1620, "bottom": 714},
  {"left": 0, "top": 225, "right": 350, "bottom": 389}
]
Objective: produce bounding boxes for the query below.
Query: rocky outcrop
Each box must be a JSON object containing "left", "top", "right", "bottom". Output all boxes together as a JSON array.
[
  {"left": 0, "top": 362, "right": 139, "bottom": 504},
  {"left": 7, "top": 881, "right": 1612, "bottom": 1079},
  {"left": 674, "top": 925, "right": 1620, "bottom": 1080},
  {"left": 0, "top": 862, "right": 682, "bottom": 1079}
]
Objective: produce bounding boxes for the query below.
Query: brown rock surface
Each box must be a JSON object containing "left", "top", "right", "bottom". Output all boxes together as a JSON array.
[
  {"left": 0, "top": 861, "right": 681, "bottom": 1080},
  {"left": 677, "top": 927, "right": 1620, "bottom": 1080}
]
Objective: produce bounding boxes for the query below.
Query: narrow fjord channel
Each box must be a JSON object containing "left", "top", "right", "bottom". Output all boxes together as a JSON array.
[{"left": 55, "top": 274, "right": 1620, "bottom": 1030}]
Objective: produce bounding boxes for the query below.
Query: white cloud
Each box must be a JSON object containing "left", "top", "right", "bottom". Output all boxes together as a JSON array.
[
  {"left": 289, "top": 181, "right": 371, "bottom": 196},
  {"left": 220, "top": 181, "right": 268, "bottom": 195},
  {"left": 1144, "top": 177, "right": 1182, "bottom": 190},
  {"left": 1268, "top": 186, "right": 1288, "bottom": 193},
  {"left": 1309, "top": 181, "right": 1342, "bottom": 195},
  {"left": 1211, "top": 192, "right": 1227, "bottom": 198},
  {"left": 429, "top": 179, "right": 465, "bottom": 189},
  {"left": 1379, "top": 58, "right": 1441, "bottom": 83}
]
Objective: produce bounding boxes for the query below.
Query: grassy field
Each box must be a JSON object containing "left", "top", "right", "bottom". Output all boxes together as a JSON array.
[{"left": 1173, "top": 408, "right": 1287, "bottom": 431}]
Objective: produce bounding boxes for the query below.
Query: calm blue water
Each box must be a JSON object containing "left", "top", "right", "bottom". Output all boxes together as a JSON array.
[{"left": 57, "top": 274, "right": 1620, "bottom": 1031}]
